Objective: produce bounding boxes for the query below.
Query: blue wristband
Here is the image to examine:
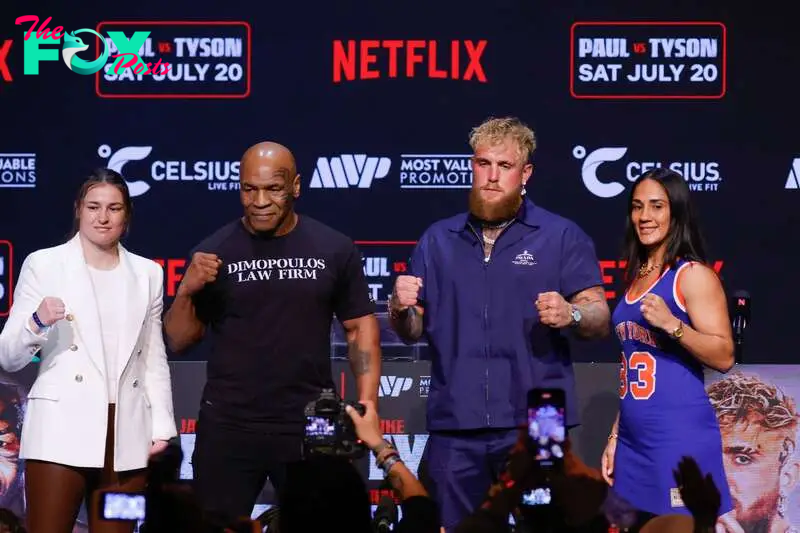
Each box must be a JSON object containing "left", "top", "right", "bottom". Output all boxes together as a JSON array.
[{"left": 31, "top": 311, "right": 47, "bottom": 330}]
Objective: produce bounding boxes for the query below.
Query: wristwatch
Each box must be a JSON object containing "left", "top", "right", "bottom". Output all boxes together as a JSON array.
[
  {"left": 670, "top": 321, "right": 684, "bottom": 339},
  {"left": 569, "top": 305, "right": 582, "bottom": 327}
]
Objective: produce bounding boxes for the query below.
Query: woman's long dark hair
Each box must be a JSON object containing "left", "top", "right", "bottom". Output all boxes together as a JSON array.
[
  {"left": 622, "top": 168, "right": 708, "bottom": 288},
  {"left": 70, "top": 168, "right": 133, "bottom": 239}
]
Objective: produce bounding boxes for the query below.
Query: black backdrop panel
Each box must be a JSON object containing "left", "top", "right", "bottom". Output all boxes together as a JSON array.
[{"left": 0, "top": 4, "right": 796, "bottom": 357}]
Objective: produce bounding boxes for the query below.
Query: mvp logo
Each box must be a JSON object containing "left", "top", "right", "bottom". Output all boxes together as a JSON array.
[
  {"left": 310, "top": 155, "right": 391, "bottom": 189},
  {"left": 379, "top": 376, "right": 413, "bottom": 398}
]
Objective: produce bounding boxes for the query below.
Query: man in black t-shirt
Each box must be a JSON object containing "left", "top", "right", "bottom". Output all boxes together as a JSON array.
[{"left": 163, "top": 141, "right": 381, "bottom": 524}]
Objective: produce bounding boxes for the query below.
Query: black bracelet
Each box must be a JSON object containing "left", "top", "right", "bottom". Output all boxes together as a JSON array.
[{"left": 31, "top": 312, "right": 47, "bottom": 329}]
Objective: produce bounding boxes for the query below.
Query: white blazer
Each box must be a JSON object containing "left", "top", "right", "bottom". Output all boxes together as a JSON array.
[{"left": 0, "top": 234, "right": 178, "bottom": 471}]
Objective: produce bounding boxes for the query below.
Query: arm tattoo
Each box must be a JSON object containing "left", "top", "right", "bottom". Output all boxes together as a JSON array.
[
  {"left": 392, "top": 306, "right": 424, "bottom": 343},
  {"left": 348, "top": 340, "right": 371, "bottom": 376},
  {"left": 571, "top": 286, "right": 611, "bottom": 339},
  {"left": 405, "top": 307, "right": 424, "bottom": 339}
]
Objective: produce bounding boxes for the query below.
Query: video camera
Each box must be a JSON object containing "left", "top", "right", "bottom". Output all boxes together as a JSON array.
[{"left": 302, "top": 388, "right": 367, "bottom": 459}]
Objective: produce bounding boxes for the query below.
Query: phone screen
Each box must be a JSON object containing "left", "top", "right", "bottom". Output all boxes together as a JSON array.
[
  {"left": 100, "top": 492, "right": 146, "bottom": 521},
  {"left": 527, "top": 388, "right": 566, "bottom": 469}
]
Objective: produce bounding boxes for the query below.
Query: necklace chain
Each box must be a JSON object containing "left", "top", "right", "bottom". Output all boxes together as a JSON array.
[
  {"left": 637, "top": 262, "right": 661, "bottom": 278},
  {"left": 482, "top": 219, "right": 513, "bottom": 247}
]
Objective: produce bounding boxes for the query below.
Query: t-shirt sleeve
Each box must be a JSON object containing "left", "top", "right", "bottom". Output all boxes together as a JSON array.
[
  {"left": 560, "top": 222, "right": 604, "bottom": 299},
  {"left": 408, "top": 234, "right": 428, "bottom": 304},
  {"left": 333, "top": 241, "right": 376, "bottom": 322}
]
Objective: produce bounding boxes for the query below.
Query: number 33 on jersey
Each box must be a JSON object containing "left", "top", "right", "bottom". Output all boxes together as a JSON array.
[{"left": 619, "top": 351, "right": 656, "bottom": 400}]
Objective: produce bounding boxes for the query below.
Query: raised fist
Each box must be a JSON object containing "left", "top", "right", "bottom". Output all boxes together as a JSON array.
[
  {"left": 535, "top": 291, "right": 572, "bottom": 328},
  {"left": 178, "top": 252, "right": 222, "bottom": 296},
  {"left": 35, "top": 297, "right": 66, "bottom": 326},
  {"left": 392, "top": 275, "right": 423, "bottom": 310}
]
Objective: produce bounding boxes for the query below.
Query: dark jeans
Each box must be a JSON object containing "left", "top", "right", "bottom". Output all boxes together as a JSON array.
[{"left": 191, "top": 406, "right": 303, "bottom": 526}]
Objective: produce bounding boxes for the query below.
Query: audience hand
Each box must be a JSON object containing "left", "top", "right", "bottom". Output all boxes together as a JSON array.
[
  {"left": 715, "top": 511, "right": 745, "bottom": 533},
  {"left": 673, "top": 456, "right": 720, "bottom": 530},
  {"left": 345, "top": 400, "right": 384, "bottom": 450}
]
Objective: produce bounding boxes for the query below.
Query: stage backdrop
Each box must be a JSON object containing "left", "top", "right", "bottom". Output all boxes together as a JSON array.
[
  {"left": 1, "top": 0, "right": 799, "bottom": 529},
  {"left": 0, "top": 1, "right": 797, "bottom": 363}
]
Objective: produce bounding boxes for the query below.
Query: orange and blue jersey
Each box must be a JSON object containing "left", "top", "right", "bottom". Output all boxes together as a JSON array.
[{"left": 611, "top": 259, "right": 732, "bottom": 516}]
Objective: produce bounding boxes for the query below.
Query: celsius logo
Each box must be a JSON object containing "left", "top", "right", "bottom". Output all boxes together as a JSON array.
[
  {"left": 99, "top": 144, "right": 153, "bottom": 197},
  {"left": 573, "top": 145, "right": 721, "bottom": 198},
  {"left": 98, "top": 144, "right": 241, "bottom": 197}
]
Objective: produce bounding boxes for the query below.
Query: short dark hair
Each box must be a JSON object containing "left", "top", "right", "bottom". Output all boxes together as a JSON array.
[
  {"left": 622, "top": 168, "right": 708, "bottom": 286},
  {"left": 71, "top": 168, "right": 133, "bottom": 238}
]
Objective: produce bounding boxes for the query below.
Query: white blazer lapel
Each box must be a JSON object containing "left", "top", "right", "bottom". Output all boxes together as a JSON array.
[
  {"left": 116, "top": 248, "right": 149, "bottom": 380},
  {"left": 61, "top": 234, "right": 106, "bottom": 378}
]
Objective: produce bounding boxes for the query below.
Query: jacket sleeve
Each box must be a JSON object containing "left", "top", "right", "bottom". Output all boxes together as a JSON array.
[
  {"left": 0, "top": 253, "right": 50, "bottom": 372},
  {"left": 142, "top": 263, "right": 178, "bottom": 441}
]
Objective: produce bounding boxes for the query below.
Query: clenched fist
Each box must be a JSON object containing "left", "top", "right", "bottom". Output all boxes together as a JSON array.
[
  {"left": 640, "top": 293, "right": 678, "bottom": 332},
  {"left": 535, "top": 291, "right": 572, "bottom": 328},
  {"left": 391, "top": 275, "right": 423, "bottom": 311},
  {"left": 34, "top": 297, "right": 66, "bottom": 327},
  {"left": 178, "top": 252, "right": 222, "bottom": 297}
]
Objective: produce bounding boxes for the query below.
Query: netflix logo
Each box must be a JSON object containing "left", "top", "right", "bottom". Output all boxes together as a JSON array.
[{"left": 332, "top": 39, "right": 488, "bottom": 83}]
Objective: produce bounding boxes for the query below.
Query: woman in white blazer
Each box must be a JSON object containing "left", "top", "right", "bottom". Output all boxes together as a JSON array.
[{"left": 0, "top": 169, "right": 178, "bottom": 533}]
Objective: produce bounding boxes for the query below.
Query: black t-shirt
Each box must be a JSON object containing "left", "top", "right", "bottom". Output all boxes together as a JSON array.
[{"left": 190, "top": 216, "right": 375, "bottom": 433}]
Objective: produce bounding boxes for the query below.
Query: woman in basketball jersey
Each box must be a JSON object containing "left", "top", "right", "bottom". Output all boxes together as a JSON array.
[{"left": 602, "top": 168, "right": 735, "bottom": 525}]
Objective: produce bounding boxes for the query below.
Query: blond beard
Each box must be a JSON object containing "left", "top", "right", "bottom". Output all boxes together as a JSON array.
[{"left": 468, "top": 187, "right": 523, "bottom": 223}]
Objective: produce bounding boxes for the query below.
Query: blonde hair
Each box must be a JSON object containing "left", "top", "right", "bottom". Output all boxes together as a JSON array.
[
  {"left": 707, "top": 372, "right": 799, "bottom": 464},
  {"left": 469, "top": 116, "right": 537, "bottom": 163}
]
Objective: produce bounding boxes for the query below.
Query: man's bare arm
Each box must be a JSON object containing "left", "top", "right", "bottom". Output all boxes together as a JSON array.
[
  {"left": 388, "top": 302, "right": 425, "bottom": 345},
  {"left": 163, "top": 290, "right": 205, "bottom": 353},
  {"left": 342, "top": 314, "right": 381, "bottom": 403},
  {"left": 570, "top": 286, "right": 611, "bottom": 339}
]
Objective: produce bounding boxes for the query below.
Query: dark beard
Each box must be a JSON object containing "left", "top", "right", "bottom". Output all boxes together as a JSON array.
[{"left": 468, "top": 187, "right": 523, "bottom": 223}]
